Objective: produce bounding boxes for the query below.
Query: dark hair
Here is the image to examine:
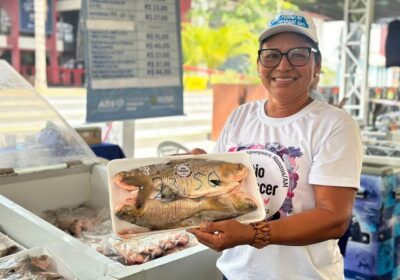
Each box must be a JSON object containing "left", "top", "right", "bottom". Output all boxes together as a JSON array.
[{"left": 259, "top": 33, "right": 322, "bottom": 64}]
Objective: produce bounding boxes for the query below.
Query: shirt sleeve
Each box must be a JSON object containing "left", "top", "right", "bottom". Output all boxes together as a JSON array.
[{"left": 309, "top": 117, "right": 363, "bottom": 188}]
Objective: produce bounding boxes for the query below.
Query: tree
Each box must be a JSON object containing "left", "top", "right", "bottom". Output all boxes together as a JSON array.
[
  {"left": 181, "top": 23, "right": 255, "bottom": 69},
  {"left": 182, "top": 0, "right": 299, "bottom": 77}
]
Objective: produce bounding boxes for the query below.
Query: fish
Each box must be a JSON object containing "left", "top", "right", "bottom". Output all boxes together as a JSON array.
[
  {"left": 113, "top": 158, "right": 249, "bottom": 208},
  {"left": 0, "top": 243, "right": 18, "bottom": 258},
  {"left": 0, "top": 254, "right": 65, "bottom": 279},
  {"left": 181, "top": 191, "right": 258, "bottom": 226},
  {"left": 115, "top": 190, "right": 257, "bottom": 230}
]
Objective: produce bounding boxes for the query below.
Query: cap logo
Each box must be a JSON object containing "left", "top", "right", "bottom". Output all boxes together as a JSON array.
[{"left": 269, "top": 15, "right": 309, "bottom": 29}]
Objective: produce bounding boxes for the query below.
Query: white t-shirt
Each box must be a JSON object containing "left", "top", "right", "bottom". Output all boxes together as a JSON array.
[{"left": 214, "top": 99, "right": 363, "bottom": 280}]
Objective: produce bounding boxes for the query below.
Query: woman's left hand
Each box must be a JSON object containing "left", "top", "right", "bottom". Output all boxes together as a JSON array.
[{"left": 187, "top": 220, "right": 255, "bottom": 252}]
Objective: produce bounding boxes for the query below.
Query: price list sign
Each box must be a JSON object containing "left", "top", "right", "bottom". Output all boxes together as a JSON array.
[{"left": 83, "top": 0, "right": 183, "bottom": 122}]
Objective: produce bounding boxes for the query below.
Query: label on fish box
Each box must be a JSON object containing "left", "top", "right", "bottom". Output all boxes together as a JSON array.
[
  {"left": 175, "top": 164, "right": 192, "bottom": 177},
  {"left": 246, "top": 150, "right": 289, "bottom": 220}
]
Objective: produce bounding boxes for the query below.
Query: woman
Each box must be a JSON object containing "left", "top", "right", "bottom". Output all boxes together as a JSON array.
[{"left": 188, "top": 10, "right": 363, "bottom": 280}]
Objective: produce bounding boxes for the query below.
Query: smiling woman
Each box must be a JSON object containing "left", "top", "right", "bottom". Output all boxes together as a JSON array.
[{"left": 187, "top": 10, "right": 363, "bottom": 280}]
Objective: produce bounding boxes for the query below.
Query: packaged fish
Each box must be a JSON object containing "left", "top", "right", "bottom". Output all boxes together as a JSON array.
[
  {"left": 107, "top": 152, "right": 266, "bottom": 237},
  {"left": 42, "top": 205, "right": 110, "bottom": 237},
  {"left": 0, "top": 246, "right": 77, "bottom": 279},
  {"left": 0, "top": 232, "right": 25, "bottom": 259},
  {"left": 110, "top": 231, "right": 196, "bottom": 265}
]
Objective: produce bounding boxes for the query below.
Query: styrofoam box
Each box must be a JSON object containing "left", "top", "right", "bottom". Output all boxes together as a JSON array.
[
  {"left": 0, "top": 194, "right": 116, "bottom": 279},
  {"left": 0, "top": 194, "right": 223, "bottom": 280},
  {"left": 0, "top": 246, "right": 78, "bottom": 279},
  {"left": 107, "top": 152, "right": 266, "bottom": 237},
  {"left": 0, "top": 164, "right": 223, "bottom": 280}
]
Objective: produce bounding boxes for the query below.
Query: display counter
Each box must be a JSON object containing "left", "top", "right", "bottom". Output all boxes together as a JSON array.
[
  {"left": 0, "top": 165, "right": 222, "bottom": 280},
  {"left": 0, "top": 60, "right": 222, "bottom": 280}
]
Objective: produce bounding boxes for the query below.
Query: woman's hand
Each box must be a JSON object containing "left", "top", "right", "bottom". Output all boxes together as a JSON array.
[
  {"left": 171, "top": 148, "right": 207, "bottom": 156},
  {"left": 190, "top": 148, "right": 207, "bottom": 155},
  {"left": 187, "top": 220, "right": 255, "bottom": 252}
]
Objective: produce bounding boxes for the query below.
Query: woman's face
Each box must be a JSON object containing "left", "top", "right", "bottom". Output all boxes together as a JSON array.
[{"left": 257, "top": 32, "right": 321, "bottom": 103}]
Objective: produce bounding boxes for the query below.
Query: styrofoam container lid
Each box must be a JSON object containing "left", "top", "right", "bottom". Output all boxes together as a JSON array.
[{"left": 107, "top": 152, "right": 266, "bottom": 237}]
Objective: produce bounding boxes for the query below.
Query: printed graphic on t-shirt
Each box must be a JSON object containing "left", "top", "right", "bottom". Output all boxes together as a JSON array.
[{"left": 228, "top": 142, "right": 303, "bottom": 219}]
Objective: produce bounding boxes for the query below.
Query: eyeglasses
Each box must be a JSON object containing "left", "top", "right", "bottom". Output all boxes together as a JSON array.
[{"left": 258, "top": 47, "right": 318, "bottom": 68}]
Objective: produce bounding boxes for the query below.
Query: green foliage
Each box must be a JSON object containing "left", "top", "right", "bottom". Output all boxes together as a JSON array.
[
  {"left": 181, "top": 23, "right": 256, "bottom": 69},
  {"left": 320, "top": 66, "right": 337, "bottom": 86},
  {"left": 182, "top": 0, "right": 300, "bottom": 82},
  {"left": 189, "top": 0, "right": 298, "bottom": 31}
]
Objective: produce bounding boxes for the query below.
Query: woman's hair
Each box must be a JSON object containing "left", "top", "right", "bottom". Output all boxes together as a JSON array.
[
  {"left": 310, "top": 40, "right": 322, "bottom": 65},
  {"left": 259, "top": 33, "right": 322, "bottom": 65}
]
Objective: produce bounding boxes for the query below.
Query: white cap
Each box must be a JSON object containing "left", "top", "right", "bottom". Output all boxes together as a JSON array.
[{"left": 259, "top": 10, "right": 318, "bottom": 44}]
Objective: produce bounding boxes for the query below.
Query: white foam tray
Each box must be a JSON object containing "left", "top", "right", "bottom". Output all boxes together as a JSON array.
[{"left": 107, "top": 152, "right": 266, "bottom": 237}]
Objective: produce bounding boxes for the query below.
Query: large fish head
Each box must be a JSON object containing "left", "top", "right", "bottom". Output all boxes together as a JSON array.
[
  {"left": 115, "top": 203, "right": 140, "bottom": 224},
  {"left": 218, "top": 162, "right": 249, "bottom": 183}
]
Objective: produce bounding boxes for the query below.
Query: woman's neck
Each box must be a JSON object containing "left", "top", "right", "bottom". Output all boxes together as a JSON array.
[{"left": 264, "top": 96, "right": 313, "bottom": 118}]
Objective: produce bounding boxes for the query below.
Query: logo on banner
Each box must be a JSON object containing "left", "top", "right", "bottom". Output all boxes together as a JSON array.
[{"left": 97, "top": 98, "right": 125, "bottom": 112}]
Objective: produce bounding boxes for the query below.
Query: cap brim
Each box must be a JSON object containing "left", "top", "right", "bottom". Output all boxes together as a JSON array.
[{"left": 258, "top": 25, "right": 317, "bottom": 43}]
